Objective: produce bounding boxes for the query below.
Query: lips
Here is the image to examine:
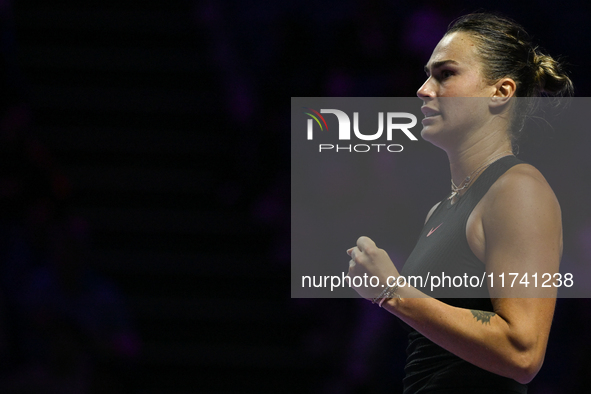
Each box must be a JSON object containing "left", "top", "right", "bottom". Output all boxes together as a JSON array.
[{"left": 421, "top": 106, "right": 440, "bottom": 118}]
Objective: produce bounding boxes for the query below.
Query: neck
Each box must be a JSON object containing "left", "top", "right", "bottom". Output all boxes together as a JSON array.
[{"left": 446, "top": 134, "right": 513, "bottom": 189}]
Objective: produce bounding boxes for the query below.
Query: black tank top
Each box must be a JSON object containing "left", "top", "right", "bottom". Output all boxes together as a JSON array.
[{"left": 399, "top": 156, "right": 527, "bottom": 394}]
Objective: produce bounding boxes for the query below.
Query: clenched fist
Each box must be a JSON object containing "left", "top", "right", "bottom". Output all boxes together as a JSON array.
[{"left": 347, "top": 236, "right": 400, "bottom": 300}]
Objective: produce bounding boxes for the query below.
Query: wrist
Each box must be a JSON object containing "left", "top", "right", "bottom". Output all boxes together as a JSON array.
[
  {"left": 372, "top": 282, "right": 400, "bottom": 307},
  {"left": 382, "top": 293, "right": 403, "bottom": 312}
]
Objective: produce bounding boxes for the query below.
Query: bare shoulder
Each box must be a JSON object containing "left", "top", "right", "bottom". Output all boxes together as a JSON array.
[
  {"left": 484, "top": 163, "right": 560, "bottom": 212},
  {"left": 468, "top": 163, "right": 561, "bottom": 264}
]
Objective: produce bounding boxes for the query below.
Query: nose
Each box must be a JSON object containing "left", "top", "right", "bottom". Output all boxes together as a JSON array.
[{"left": 417, "top": 77, "right": 436, "bottom": 100}]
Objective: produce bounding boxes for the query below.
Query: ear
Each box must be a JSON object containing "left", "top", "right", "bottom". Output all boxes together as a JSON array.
[{"left": 490, "top": 78, "right": 516, "bottom": 108}]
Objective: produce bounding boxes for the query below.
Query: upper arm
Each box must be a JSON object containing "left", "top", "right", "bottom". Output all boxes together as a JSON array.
[
  {"left": 483, "top": 164, "right": 562, "bottom": 297},
  {"left": 481, "top": 165, "right": 561, "bottom": 372}
]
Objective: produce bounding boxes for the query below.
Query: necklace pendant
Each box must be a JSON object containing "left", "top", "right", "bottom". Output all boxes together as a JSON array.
[{"left": 448, "top": 191, "right": 457, "bottom": 200}]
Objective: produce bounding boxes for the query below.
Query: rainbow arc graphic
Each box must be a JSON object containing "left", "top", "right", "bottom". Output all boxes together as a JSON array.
[{"left": 303, "top": 107, "right": 329, "bottom": 132}]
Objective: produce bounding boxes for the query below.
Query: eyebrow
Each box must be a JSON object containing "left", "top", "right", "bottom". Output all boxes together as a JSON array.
[{"left": 424, "top": 59, "right": 459, "bottom": 74}]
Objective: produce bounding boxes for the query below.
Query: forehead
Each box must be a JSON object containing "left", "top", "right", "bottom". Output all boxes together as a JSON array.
[{"left": 427, "top": 31, "right": 481, "bottom": 69}]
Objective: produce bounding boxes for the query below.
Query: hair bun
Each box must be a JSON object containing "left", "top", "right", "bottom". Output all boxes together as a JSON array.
[{"left": 531, "top": 50, "right": 573, "bottom": 96}]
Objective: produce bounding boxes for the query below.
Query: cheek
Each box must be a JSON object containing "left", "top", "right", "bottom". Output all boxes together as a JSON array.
[
  {"left": 441, "top": 104, "right": 476, "bottom": 128},
  {"left": 468, "top": 76, "right": 494, "bottom": 97}
]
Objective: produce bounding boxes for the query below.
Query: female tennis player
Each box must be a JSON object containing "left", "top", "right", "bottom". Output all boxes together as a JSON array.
[{"left": 347, "top": 12, "right": 572, "bottom": 393}]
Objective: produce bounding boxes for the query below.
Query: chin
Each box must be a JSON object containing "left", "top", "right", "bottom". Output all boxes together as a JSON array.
[
  {"left": 420, "top": 126, "right": 450, "bottom": 150},
  {"left": 420, "top": 125, "right": 439, "bottom": 142}
]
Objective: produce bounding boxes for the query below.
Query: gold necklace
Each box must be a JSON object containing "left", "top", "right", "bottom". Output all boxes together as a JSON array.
[{"left": 448, "top": 151, "right": 513, "bottom": 200}]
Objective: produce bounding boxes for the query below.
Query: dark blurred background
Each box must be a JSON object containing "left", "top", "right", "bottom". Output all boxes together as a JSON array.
[{"left": 0, "top": 0, "right": 589, "bottom": 393}]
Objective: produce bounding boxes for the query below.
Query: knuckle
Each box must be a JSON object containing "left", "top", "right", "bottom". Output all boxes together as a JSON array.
[{"left": 364, "top": 245, "right": 377, "bottom": 257}]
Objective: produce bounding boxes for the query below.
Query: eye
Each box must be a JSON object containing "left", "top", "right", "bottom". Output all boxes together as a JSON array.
[{"left": 440, "top": 69, "right": 454, "bottom": 79}]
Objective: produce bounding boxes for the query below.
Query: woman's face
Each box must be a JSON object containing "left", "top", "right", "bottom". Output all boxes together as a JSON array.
[{"left": 417, "top": 31, "right": 499, "bottom": 147}]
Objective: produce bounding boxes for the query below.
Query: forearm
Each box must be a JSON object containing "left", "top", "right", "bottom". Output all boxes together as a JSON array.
[
  {"left": 346, "top": 237, "right": 554, "bottom": 383},
  {"left": 382, "top": 288, "right": 551, "bottom": 383}
]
